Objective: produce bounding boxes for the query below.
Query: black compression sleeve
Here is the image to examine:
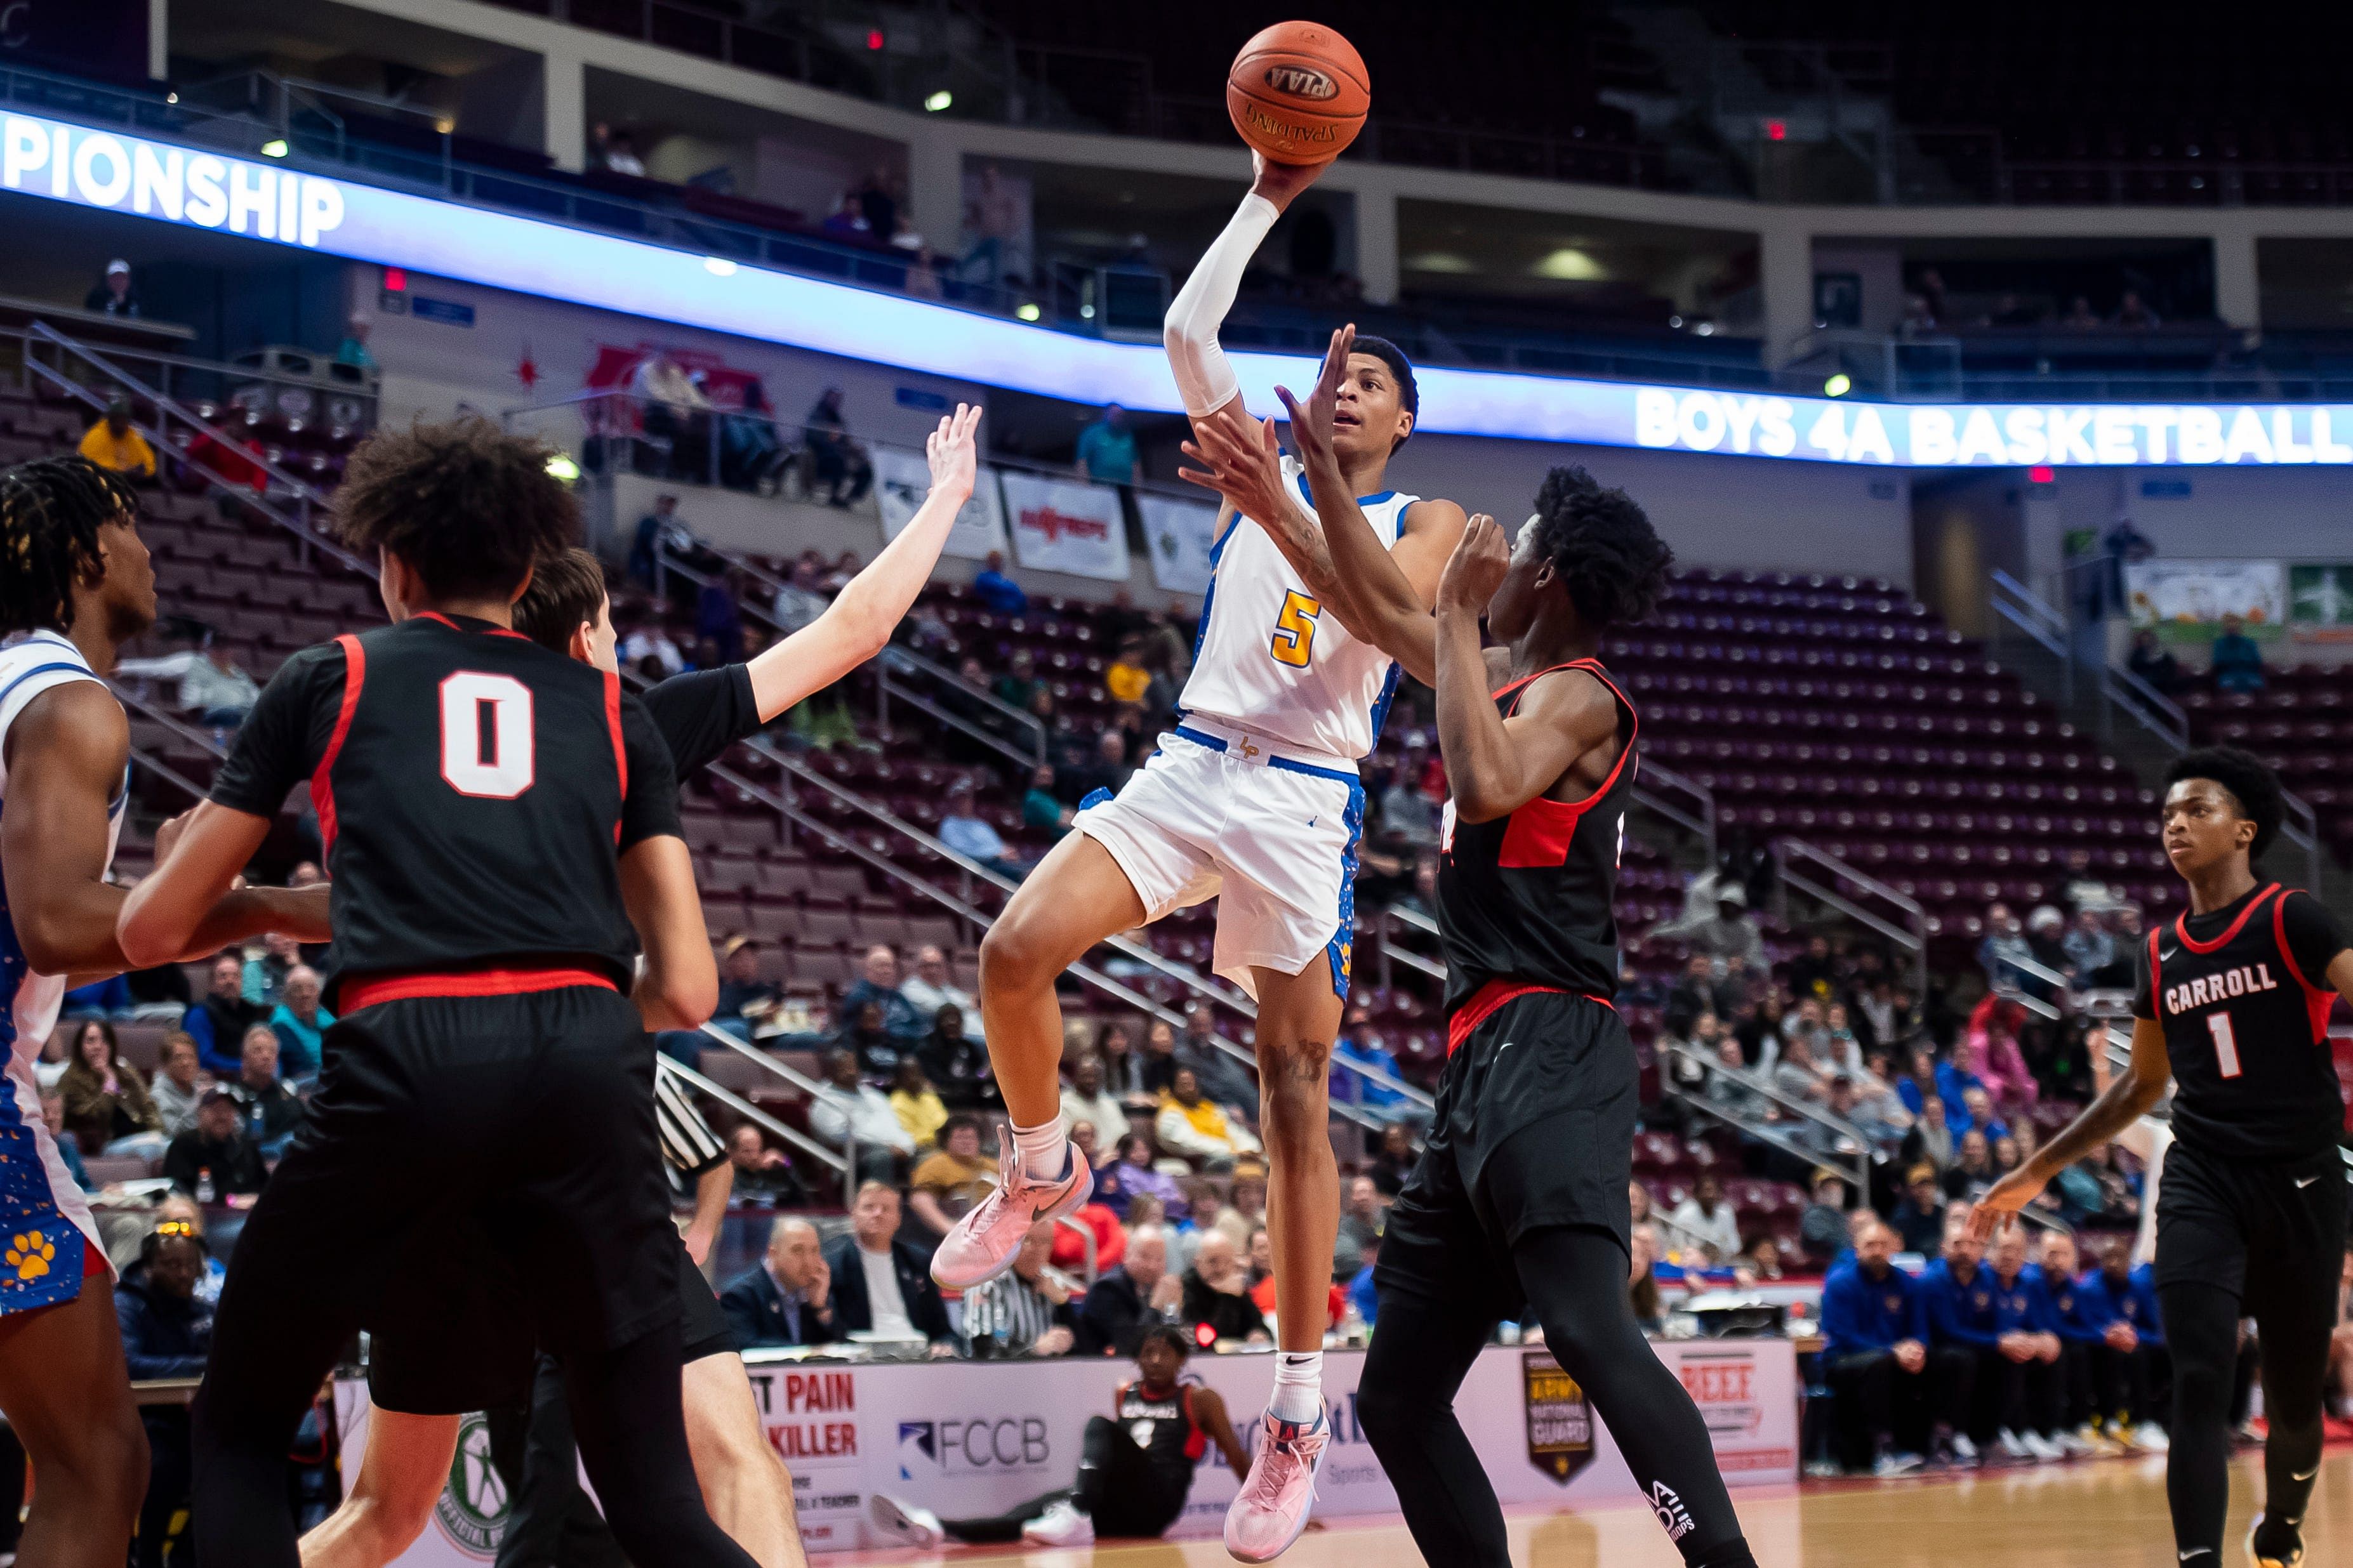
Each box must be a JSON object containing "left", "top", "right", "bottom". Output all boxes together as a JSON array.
[
  {"left": 616, "top": 694, "right": 683, "bottom": 851},
  {"left": 642, "top": 665, "right": 759, "bottom": 778},
  {"left": 208, "top": 642, "right": 342, "bottom": 818}
]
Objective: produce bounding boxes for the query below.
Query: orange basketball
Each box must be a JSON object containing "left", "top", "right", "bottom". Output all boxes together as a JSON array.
[{"left": 1225, "top": 22, "right": 1369, "bottom": 164}]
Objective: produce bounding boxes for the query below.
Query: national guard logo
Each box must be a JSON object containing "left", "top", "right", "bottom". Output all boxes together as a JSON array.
[
  {"left": 434, "top": 1411, "right": 508, "bottom": 1557},
  {"left": 1523, "top": 1351, "right": 1595, "bottom": 1483}
]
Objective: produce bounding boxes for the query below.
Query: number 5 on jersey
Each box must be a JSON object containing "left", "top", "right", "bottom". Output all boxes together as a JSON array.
[
  {"left": 439, "top": 672, "right": 536, "bottom": 798},
  {"left": 1269, "top": 590, "right": 1321, "bottom": 668}
]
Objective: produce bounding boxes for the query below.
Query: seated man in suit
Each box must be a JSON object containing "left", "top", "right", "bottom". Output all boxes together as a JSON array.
[
  {"left": 720, "top": 1216, "right": 838, "bottom": 1350},
  {"left": 822, "top": 1182, "right": 954, "bottom": 1355}
]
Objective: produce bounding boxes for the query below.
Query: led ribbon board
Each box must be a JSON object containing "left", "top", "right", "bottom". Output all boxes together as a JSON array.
[{"left": 12, "top": 108, "right": 2353, "bottom": 467}]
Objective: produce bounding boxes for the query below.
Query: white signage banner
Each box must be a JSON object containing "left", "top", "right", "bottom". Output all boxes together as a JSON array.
[
  {"left": 997, "top": 470, "right": 1130, "bottom": 583},
  {"left": 2125, "top": 558, "right": 2287, "bottom": 635},
  {"left": 335, "top": 1338, "right": 1795, "bottom": 1560},
  {"left": 1137, "top": 492, "right": 1223, "bottom": 596},
  {"left": 873, "top": 447, "right": 1007, "bottom": 562}
]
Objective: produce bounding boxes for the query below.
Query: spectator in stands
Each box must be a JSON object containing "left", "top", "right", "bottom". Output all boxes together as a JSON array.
[
  {"left": 1627, "top": 1223, "right": 1666, "bottom": 1333},
  {"left": 76, "top": 397, "right": 156, "bottom": 482},
  {"left": 334, "top": 313, "right": 374, "bottom": 370},
  {"left": 889, "top": 1058, "right": 948, "bottom": 1150},
  {"left": 1209, "top": 1166, "right": 1268, "bottom": 1253},
  {"left": 1155, "top": 1065, "right": 1260, "bottom": 1171},
  {"left": 900, "top": 944, "right": 975, "bottom": 1029},
  {"left": 1669, "top": 1171, "right": 1744, "bottom": 1263},
  {"left": 117, "top": 633, "right": 261, "bottom": 729},
  {"left": 824, "top": 1181, "right": 953, "bottom": 1351},
  {"left": 769, "top": 556, "right": 832, "bottom": 633},
  {"left": 60, "top": 1019, "right": 162, "bottom": 1159},
  {"left": 2127, "top": 629, "right": 2189, "bottom": 697},
  {"left": 808, "top": 1046, "right": 915, "bottom": 1183},
  {"left": 1180, "top": 1230, "right": 1268, "bottom": 1345},
  {"left": 1647, "top": 878, "right": 1765, "bottom": 968},
  {"left": 227, "top": 1027, "right": 303, "bottom": 1159},
  {"left": 803, "top": 387, "right": 873, "bottom": 506},
  {"left": 1367, "top": 1121, "right": 1418, "bottom": 1198},
  {"left": 36, "top": 1090, "right": 91, "bottom": 1192},
  {"left": 1104, "top": 638, "right": 1153, "bottom": 708},
  {"left": 1964, "top": 997, "right": 2039, "bottom": 1117},
  {"left": 938, "top": 779, "right": 1030, "bottom": 880},
  {"left": 1820, "top": 1218, "right": 1940, "bottom": 1474},
  {"left": 1022, "top": 763, "right": 1074, "bottom": 837},
  {"left": 1799, "top": 1169, "right": 1853, "bottom": 1263},
  {"left": 965, "top": 553, "right": 1029, "bottom": 623},
  {"left": 2111, "top": 289, "right": 2159, "bottom": 329},
  {"left": 1138, "top": 1017, "right": 1181, "bottom": 1097},
  {"left": 908, "top": 1113, "right": 996, "bottom": 1239},
  {"left": 1769, "top": 1031, "right": 1831, "bottom": 1106},
  {"left": 1664, "top": 954, "right": 1722, "bottom": 1037},
  {"left": 148, "top": 1032, "right": 206, "bottom": 1140},
  {"left": 2060, "top": 295, "right": 2100, "bottom": 329},
  {"left": 618, "top": 615, "right": 686, "bottom": 677},
  {"left": 239, "top": 931, "right": 299, "bottom": 1009},
  {"left": 961, "top": 1222, "right": 1078, "bottom": 1357},
  {"left": 591, "top": 123, "right": 645, "bottom": 176},
  {"left": 696, "top": 566, "right": 746, "bottom": 657},
  {"left": 1329, "top": 1023, "right": 1419, "bottom": 1126},
  {"left": 86, "top": 257, "right": 142, "bottom": 315},
  {"left": 183, "top": 953, "right": 263, "bottom": 1076},
  {"left": 1890, "top": 1163, "right": 1947, "bottom": 1255},
  {"left": 720, "top": 1216, "right": 837, "bottom": 1349},
  {"left": 1075, "top": 403, "right": 1141, "bottom": 489},
  {"left": 838, "top": 999, "right": 906, "bottom": 1083},
  {"left": 711, "top": 935, "right": 780, "bottom": 1041},
  {"left": 1061, "top": 1054, "right": 1127, "bottom": 1146},
  {"left": 990, "top": 649, "right": 1040, "bottom": 716},
  {"left": 2062, "top": 909, "right": 2115, "bottom": 989},
  {"left": 1943, "top": 1128, "right": 1998, "bottom": 1202},
  {"left": 117, "top": 1228, "right": 211, "bottom": 1568},
  {"left": 724, "top": 1124, "right": 808, "bottom": 1206},
  {"left": 1976, "top": 903, "right": 2034, "bottom": 994},
  {"left": 163, "top": 1087, "right": 266, "bottom": 1199},
  {"left": 916, "top": 1005, "right": 994, "bottom": 1110},
  {"left": 1329, "top": 1175, "right": 1385, "bottom": 1282},
  {"left": 2209, "top": 612, "right": 2265, "bottom": 693},
  {"left": 840, "top": 944, "right": 925, "bottom": 1044},
  {"left": 1093, "top": 1022, "right": 1148, "bottom": 1105},
  {"left": 1175, "top": 1001, "right": 1255, "bottom": 1110},
  {"left": 626, "top": 492, "right": 686, "bottom": 590},
  {"left": 1076, "top": 1222, "right": 1180, "bottom": 1355},
  {"left": 1095, "top": 1132, "right": 1184, "bottom": 1220}
]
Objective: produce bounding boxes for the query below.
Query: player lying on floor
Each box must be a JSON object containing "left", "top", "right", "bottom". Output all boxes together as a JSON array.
[
  {"left": 867, "top": 1322, "right": 1249, "bottom": 1550},
  {"left": 297, "top": 406, "right": 981, "bottom": 1568}
]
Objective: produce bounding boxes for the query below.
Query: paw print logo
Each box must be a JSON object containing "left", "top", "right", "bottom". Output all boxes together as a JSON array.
[{"left": 4, "top": 1232, "right": 53, "bottom": 1282}]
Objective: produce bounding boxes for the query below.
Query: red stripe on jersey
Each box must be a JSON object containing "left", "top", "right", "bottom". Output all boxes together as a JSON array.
[
  {"left": 602, "top": 668, "right": 626, "bottom": 845},
  {"left": 309, "top": 634, "right": 366, "bottom": 853},
  {"left": 1445, "top": 977, "right": 1612, "bottom": 1057},
  {"left": 2270, "top": 892, "right": 2336, "bottom": 1043},
  {"left": 2174, "top": 883, "right": 2278, "bottom": 955},
  {"left": 2147, "top": 928, "right": 2164, "bottom": 1017},
  {"left": 341, "top": 966, "right": 616, "bottom": 1012},
  {"left": 1494, "top": 659, "right": 1640, "bottom": 869}
]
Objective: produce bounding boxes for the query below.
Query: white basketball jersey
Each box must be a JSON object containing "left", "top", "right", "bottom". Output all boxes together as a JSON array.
[
  {"left": 1177, "top": 454, "right": 1414, "bottom": 761},
  {"left": 0, "top": 632, "right": 126, "bottom": 1080}
]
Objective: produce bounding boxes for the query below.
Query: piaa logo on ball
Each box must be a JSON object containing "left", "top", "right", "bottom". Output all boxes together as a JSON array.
[
  {"left": 1261, "top": 65, "right": 1337, "bottom": 100},
  {"left": 435, "top": 1412, "right": 508, "bottom": 1557}
]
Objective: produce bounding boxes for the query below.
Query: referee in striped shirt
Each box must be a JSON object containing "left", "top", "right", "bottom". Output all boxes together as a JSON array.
[{"left": 962, "top": 1222, "right": 1079, "bottom": 1357}]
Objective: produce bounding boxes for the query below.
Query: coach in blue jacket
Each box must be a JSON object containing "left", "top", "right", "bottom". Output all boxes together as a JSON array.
[
  {"left": 1921, "top": 1226, "right": 2010, "bottom": 1454},
  {"left": 119, "top": 1230, "right": 213, "bottom": 1568},
  {"left": 2076, "top": 1233, "right": 2169, "bottom": 1442},
  {"left": 2027, "top": 1231, "right": 2112, "bottom": 1448},
  {"left": 1980, "top": 1227, "right": 2065, "bottom": 1458},
  {"left": 1820, "top": 1220, "right": 1945, "bottom": 1473}
]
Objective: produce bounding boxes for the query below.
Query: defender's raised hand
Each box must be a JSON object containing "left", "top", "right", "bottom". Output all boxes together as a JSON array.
[
  {"left": 1438, "top": 513, "right": 1510, "bottom": 616},
  {"left": 925, "top": 402, "right": 981, "bottom": 503}
]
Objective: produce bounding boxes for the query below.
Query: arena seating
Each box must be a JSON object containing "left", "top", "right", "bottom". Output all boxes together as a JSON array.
[{"left": 2181, "top": 666, "right": 2353, "bottom": 857}]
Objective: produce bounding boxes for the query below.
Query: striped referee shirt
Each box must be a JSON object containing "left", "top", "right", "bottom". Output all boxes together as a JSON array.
[
  {"left": 654, "top": 1056, "right": 728, "bottom": 1178},
  {"left": 961, "top": 1269, "right": 1068, "bottom": 1352}
]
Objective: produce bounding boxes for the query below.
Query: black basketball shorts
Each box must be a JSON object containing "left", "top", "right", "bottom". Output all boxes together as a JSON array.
[
  {"left": 1378, "top": 988, "right": 1636, "bottom": 1319},
  {"left": 241, "top": 982, "right": 682, "bottom": 1416},
  {"left": 2154, "top": 1138, "right": 2347, "bottom": 1322}
]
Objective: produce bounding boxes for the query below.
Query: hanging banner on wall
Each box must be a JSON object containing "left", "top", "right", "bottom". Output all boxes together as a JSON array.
[
  {"left": 1136, "top": 493, "right": 1222, "bottom": 596},
  {"left": 2288, "top": 563, "right": 2353, "bottom": 644},
  {"left": 874, "top": 447, "right": 1007, "bottom": 561},
  {"left": 2126, "top": 558, "right": 2286, "bottom": 642},
  {"left": 997, "top": 471, "right": 1130, "bottom": 581}
]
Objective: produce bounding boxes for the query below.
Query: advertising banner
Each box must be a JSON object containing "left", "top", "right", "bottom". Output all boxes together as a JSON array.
[
  {"left": 2288, "top": 563, "right": 2353, "bottom": 645},
  {"left": 334, "top": 1338, "right": 1794, "bottom": 1561},
  {"left": 874, "top": 447, "right": 1008, "bottom": 562},
  {"left": 2126, "top": 558, "right": 2287, "bottom": 642},
  {"left": 997, "top": 471, "right": 1130, "bottom": 582},
  {"left": 1137, "top": 492, "right": 1223, "bottom": 596}
]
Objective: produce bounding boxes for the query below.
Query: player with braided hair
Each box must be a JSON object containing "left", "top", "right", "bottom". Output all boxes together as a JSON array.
[{"left": 0, "top": 456, "right": 326, "bottom": 1567}]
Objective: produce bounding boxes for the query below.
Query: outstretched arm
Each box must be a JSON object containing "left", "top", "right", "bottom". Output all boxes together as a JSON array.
[
  {"left": 1970, "top": 1015, "right": 2171, "bottom": 1241},
  {"left": 1433, "top": 518, "right": 1619, "bottom": 822},
  {"left": 745, "top": 404, "right": 981, "bottom": 721},
  {"left": 1163, "top": 155, "right": 1325, "bottom": 424}
]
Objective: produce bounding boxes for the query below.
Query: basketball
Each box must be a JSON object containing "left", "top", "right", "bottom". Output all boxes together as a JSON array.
[{"left": 1225, "top": 21, "right": 1369, "bottom": 164}]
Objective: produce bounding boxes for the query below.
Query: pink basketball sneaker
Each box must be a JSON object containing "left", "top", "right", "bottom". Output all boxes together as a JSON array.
[
  {"left": 929, "top": 1142, "right": 1090, "bottom": 1290},
  {"left": 1224, "top": 1403, "right": 1330, "bottom": 1562}
]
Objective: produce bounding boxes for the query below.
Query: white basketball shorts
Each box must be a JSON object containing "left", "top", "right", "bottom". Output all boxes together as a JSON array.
[{"left": 1072, "top": 716, "right": 1363, "bottom": 1000}]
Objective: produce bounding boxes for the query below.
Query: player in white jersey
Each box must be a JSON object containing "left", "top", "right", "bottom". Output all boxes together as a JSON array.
[
  {"left": 0, "top": 456, "right": 324, "bottom": 1567},
  {"left": 932, "top": 154, "right": 1468, "bottom": 1562}
]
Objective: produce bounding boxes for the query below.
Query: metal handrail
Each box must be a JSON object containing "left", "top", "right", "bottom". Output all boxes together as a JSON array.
[
  {"left": 1660, "top": 1040, "right": 1880, "bottom": 1173},
  {"left": 1658, "top": 1067, "right": 1869, "bottom": 1199},
  {"left": 1632, "top": 757, "right": 1718, "bottom": 868},
  {"left": 663, "top": 1046, "right": 853, "bottom": 1198},
  {"left": 883, "top": 645, "right": 1049, "bottom": 758},
  {"left": 1772, "top": 836, "right": 1928, "bottom": 995}
]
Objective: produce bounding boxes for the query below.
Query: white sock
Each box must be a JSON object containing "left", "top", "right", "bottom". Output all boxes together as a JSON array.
[
  {"left": 1269, "top": 1350, "right": 1324, "bottom": 1424},
  {"left": 1010, "top": 1117, "right": 1069, "bottom": 1183}
]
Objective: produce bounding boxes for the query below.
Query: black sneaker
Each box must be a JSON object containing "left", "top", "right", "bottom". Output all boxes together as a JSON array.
[{"left": 2248, "top": 1512, "right": 2305, "bottom": 1568}]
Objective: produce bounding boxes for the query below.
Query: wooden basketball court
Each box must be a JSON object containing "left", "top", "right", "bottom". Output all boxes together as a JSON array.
[{"left": 830, "top": 1446, "right": 2352, "bottom": 1565}]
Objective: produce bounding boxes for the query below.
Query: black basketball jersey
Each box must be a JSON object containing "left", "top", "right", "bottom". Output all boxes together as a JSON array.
[
  {"left": 211, "top": 612, "right": 681, "bottom": 1003},
  {"left": 2133, "top": 881, "right": 2349, "bottom": 1162},
  {"left": 1435, "top": 659, "right": 1636, "bottom": 1015},
  {"left": 1115, "top": 1378, "right": 1206, "bottom": 1487}
]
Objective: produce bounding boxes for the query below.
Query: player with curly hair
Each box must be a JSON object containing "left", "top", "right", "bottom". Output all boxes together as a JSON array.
[
  {"left": 1977, "top": 746, "right": 2353, "bottom": 1568},
  {"left": 0, "top": 456, "right": 324, "bottom": 1567},
  {"left": 1280, "top": 397, "right": 1760, "bottom": 1567}
]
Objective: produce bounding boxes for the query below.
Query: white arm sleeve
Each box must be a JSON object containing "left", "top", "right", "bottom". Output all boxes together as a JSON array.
[{"left": 1163, "top": 192, "right": 1280, "bottom": 419}]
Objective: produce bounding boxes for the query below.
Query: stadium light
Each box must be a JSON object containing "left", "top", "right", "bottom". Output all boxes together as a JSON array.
[
  {"left": 260, "top": 138, "right": 289, "bottom": 158},
  {"left": 1824, "top": 373, "right": 1852, "bottom": 398},
  {"left": 924, "top": 90, "right": 953, "bottom": 112},
  {"left": 545, "top": 453, "right": 581, "bottom": 482},
  {"left": 703, "top": 257, "right": 738, "bottom": 276},
  {"left": 1016, "top": 301, "right": 1042, "bottom": 322}
]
